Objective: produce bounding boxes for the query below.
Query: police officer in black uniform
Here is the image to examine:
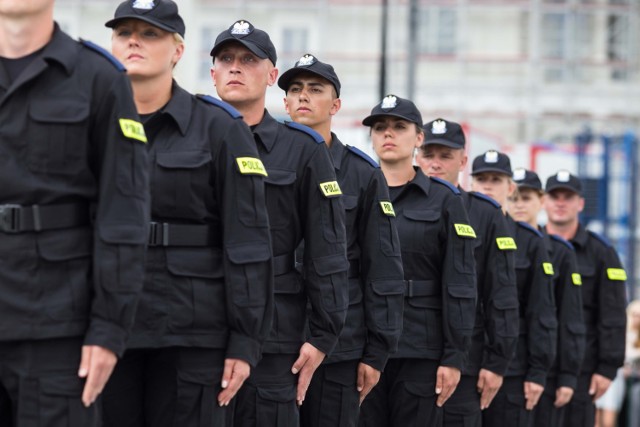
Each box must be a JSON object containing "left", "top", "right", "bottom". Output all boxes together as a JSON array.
[
  {"left": 417, "top": 120, "right": 519, "bottom": 427},
  {"left": 278, "top": 54, "right": 405, "bottom": 426},
  {"left": 359, "top": 97, "right": 477, "bottom": 427},
  {"left": 0, "top": 1, "right": 149, "bottom": 425},
  {"left": 211, "top": 21, "right": 349, "bottom": 426},
  {"left": 543, "top": 171, "right": 627, "bottom": 427},
  {"left": 509, "top": 168, "right": 586, "bottom": 427},
  {"left": 102, "top": 3, "right": 273, "bottom": 426},
  {"left": 471, "top": 151, "right": 557, "bottom": 427}
]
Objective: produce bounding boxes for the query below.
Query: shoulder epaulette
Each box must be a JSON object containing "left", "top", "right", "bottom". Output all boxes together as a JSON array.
[
  {"left": 346, "top": 145, "right": 379, "bottom": 168},
  {"left": 517, "top": 221, "right": 544, "bottom": 238},
  {"left": 196, "top": 94, "right": 243, "bottom": 119},
  {"left": 469, "top": 191, "right": 501, "bottom": 208},
  {"left": 550, "top": 234, "right": 574, "bottom": 250},
  {"left": 80, "top": 39, "right": 125, "bottom": 72},
  {"left": 588, "top": 230, "right": 612, "bottom": 248},
  {"left": 430, "top": 176, "right": 460, "bottom": 195},
  {"left": 284, "top": 121, "right": 324, "bottom": 144}
]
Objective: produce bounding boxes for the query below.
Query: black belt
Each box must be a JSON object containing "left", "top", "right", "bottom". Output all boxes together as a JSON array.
[
  {"left": 147, "top": 222, "right": 219, "bottom": 247},
  {"left": 0, "top": 203, "right": 89, "bottom": 233},
  {"left": 273, "top": 252, "right": 295, "bottom": 276},
  {"left": 404, "top": 280, "right": 439, "bottom": 297}
]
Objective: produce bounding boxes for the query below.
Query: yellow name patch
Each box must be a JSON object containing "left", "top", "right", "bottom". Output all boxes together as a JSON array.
[
  {"left": 607, "top": 268, "right": 627, "bottom": 281},
  {"left": 543, "top": 262, "right": 554, "bottom": 276},
  {"left": 320, "top": 181, "right": 342, "bottom": 198},
  {"left": 454, "top": 224, "right": 476, "bottom": 238},
  {"left": 236, "top": 157, "right": 267, "bottom": 176},
  {"left": 119, "top": 118, "right": 147, "bottom": 143},
  {"left": 496, "top": 237, "right": 517, "bottom": 250},
  {"left": 572, "top": 273, "right": 582, "bottom": 286},
  {"left": 380, "top": 201, "right": 395, "bottom": 217}
]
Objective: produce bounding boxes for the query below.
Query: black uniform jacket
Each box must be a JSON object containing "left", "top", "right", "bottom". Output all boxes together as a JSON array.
[
  {"left": 506, "top": 219, "right": 557, "bottom": 386},
  {"left": 0, "top": 26, "right": 150, "bottom": 357},
  {"left": 390, "top": 169, "right": 476, "bottom": 370},
  {"left": 129, "top": 85, "right": 273, "bottom": 367},
  {"left": 253, "top": 112, "right": 348, "bottom": 356},
  {"left": 562, "top": 224, "right": 627, "bottom": 380},
  {"left": 461, "top": 191, "right": 518, "bottom": 377},
  {"left": 325, "top": 135, "right": 404, "bottom": 372},
  {"left": 542, "top": 232, "right": 586, "bottom": 390}
]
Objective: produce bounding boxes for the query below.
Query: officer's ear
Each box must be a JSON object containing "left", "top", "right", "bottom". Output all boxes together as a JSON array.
[
  {"left": 267, "top": 65, "right": 278, "bottom": 87},
  {"left": 577, "top": 196, "right": 585, "bottom": 213},
  {"left": 330, "top": 98, "right": 341, "bottom": 116},
  {"left": 459, "top": 152, "right": 468, "bottom": 171}
]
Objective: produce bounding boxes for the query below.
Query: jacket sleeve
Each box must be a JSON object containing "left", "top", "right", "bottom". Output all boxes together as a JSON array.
[
  {"left": 556, "top": 246, "right": 586, "bottom": 390},
  {"left": 302, "top": 144, "right": 349, "bottom": 355},
  {"left": 481, "top": 210, "right": 519, "bottom": 376},
  {"left": 218, "top": 119, "right": 274, "bottom": 368},
  {"left": 440, "top": 195, "right": 477, "bottom": 370},
  {"left": 525, "top": 235, "right": 557, "bottom": 386},
  {"left": 596, "top": 246, "right": 627, "bottom": 379},
  {"left": 359, "top": 169, "right": 404, "bottom": 371},
  {"left": 86, "top": 73, "right": 150, "bottom": 357}
]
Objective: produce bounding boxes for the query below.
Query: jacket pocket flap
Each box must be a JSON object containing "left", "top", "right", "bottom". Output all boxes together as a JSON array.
[
  {"left": 256, "top": 384, "right": 296, "bottom": 403},
  {"left": 37, "top": 228, "right": 92, "bottom": 261},
  {"left": 157, "top": 150, "right": 211, "bottom": 169},
  {"left": 166, "top": 247, "right": 224, "bottom": 279},
  {"left": 342, "top": 195, "right": 358, "bottom": 210},
  {"left": 98, "top": 223, "right": 147, "bottom": 245},
  {"left": 40, "top": 375, "right": 84, "bottom": 397},
  {"left": 177, "top": 370, "right": 215, "bottom": 386},
  {"left": 372, "top": 280, "right": 404, "bottom": 296},
  {"left": 30, "top": 101, "right": 89, "bottom": 123},
  {"left": 227, "top": 242, "right": 271, "bottom": 265},
  {"left": 447, "top": 284, "right": 476, "bottom": 298},
  {"left": 265, "top": 169, "right": 296, "bottom": 186},
  {"left": 403, "top": 381, "right": 435, "bottom": 397},
  {"left": 567, "top": 322, "right": 586, "bottom": 334},
  {"left": 515, "top": 257, "right": 531, "bottom": 269},
  {"left": 403, "top": 209, "right": 440, "bottom": 222},
  {"left": 313, "top": 253, "right": 349, "bottom": 277},
  {"left": 506, "top": 392, "right": 525, "bottom": 406},
  {"left": 493, "top": 294, "right": 519, "bottom": 309},
  {"left": 539, "top": 315, "right": 558, "bottom": 329}
]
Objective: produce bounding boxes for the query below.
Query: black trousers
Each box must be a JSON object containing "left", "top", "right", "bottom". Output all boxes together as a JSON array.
[
  {"left": 359, "top": 358, "right": 442, "bottom": 427},
  {"left": 532, "top": 377, "right": 567, "bottom": 427},
  {"left": 0, "top": 381, "right": 11, "bottom": 426},
  {"left": 232, "top": 353, "right": 298, "bottom": 427},
  {"left": 300, "top": 360, "right": 360, "bottom": 427},
  {"left": 562, "top": 374, "right": 595, "bottom": 427},
  {"left": 0, "top": 336, "right": 100, "bottom": 427},
  {"left": 482, "top": 376, "right": 531, "bottom": 427},
  {"left": 443, "top": 374, "right": 482, "bottom": 427}
]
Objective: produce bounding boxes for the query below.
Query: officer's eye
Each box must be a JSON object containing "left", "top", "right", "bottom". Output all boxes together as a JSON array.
[
  {"left": 393, "top": 123, "right": 407, "bottom": 131},
  {"left": 372, "top": 123, "right": 387, "bottom": 132},
  {"left": 143, "top": 30, "right": 160, "bottom": 38},
  {"left": 217, "top": 54, "right": 233, "bottom": 63},
  {"left": 116, "top": 29, "right": 132, "bottom": 37},
  {"left": 289, "top": 86, "right": 302, "bottom": 93},
  {"left": 241, "top": 55, "right": 256, "bottom": 64},
  {"left": 310, "top": 87, "right": 322, "bottom": 93}
]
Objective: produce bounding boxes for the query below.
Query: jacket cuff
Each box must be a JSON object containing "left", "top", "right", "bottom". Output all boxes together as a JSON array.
[
  {"left": 441, "top": 350, "right": 465, "bottom": 371},
  {"left": 596, "top": 363, "right": 620, "bottom": 381},
  {"left": 481, "top": 351, "right": 512, "bottom": 377},
  {"left": 83, "top": 319, "right": 127, "bottom": 358},
  {"left": 525, "top": 369, "right": 547, "bottom": 387},
  {"left": 226, "top": 333, "right": 261, "bottom": 368},
  {"left": 361, "top": 344, "right": 390, "bottom": 372},
  {"left": 308, "top": 334, "right": 339, "bottom": 357},
  {"left": 556, "top": 373, "right": 578, "bottom": 390}
]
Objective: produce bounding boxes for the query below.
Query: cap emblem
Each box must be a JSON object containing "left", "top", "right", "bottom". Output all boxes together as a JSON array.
[
  {"left": 557, "top": 170, "right": 571, "bottom": 182},
  {"left": 484, "top": 150, "right": 499, "bottom": 163},
  {"left": 431, "top": 120, "right": 447, "bottom": 135},
  {"left": 231, "top": 20, "right": 251, "bottom": 35},
  {"left": 513, "top": 168, "right": 526, "bottom": 181},
  {"left": 132, "top": 0, "right": 155, "bottom": 10},
  {"left": 381, "top": 95, "right": 397, "bottom": 110},
  {"left": 296, "top": 54, "right": 316, "bottom": 67}
]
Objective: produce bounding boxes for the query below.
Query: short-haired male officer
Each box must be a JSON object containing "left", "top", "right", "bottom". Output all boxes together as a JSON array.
[
  {"left": 543, "top": 171, "right": 627, "bottom": 427},
  {"left": 417, "top": 120, "right": 519, "bottom": 427},
  {"left": 211, "top": 21, "right": 349, "bottom": 426},
  {"left": 279, "top": 54, "right": 405, "bottom": 427},
  {"left": 0, "top": 1, "right": 149, "bottom": 425}
]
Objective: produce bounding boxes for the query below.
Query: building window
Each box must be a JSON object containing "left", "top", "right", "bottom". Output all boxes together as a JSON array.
[
  {"left": 417, "top": 8, "right": 457, "bottom": 55},
  {"left": 608, "top": 14, "right": 630, "bottom": 81},
  {"left": 542, "top": 13, "right": 566, "bottom": 60}
]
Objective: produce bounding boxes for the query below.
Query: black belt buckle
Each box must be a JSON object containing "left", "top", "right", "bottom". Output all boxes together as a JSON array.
[
  {"left": 405, "top": 280, "right": 414, "bottom": 298},
  {"left": 0, "top": 204, "right": 21, "bottom": 233},
  {"left": 148, "top": 222, "right": 169, "bottom": 246}
]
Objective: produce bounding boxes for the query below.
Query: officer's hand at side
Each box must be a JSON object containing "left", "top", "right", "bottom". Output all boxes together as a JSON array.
[
  {"left": 477, "top": 368, "right": 504, "bottom": 410},
  {"left": 78, "top": 345, "right": 117, "bottom": 407},
  {"left": 357, "top": 362, "right": 381, "bottom": 405},
  {"left": 589, "top": 373, "right": 612, "bottom": 401},
  {"left": 291, "top": 342, "right": 325, "bottom": 406},
  {"left": 435, "top": 366, "right": 461, "bottom": 407},
  {"left": 524, "top": 381, "right": 544, "bottom": 410},
  {"left": 554, "top": 386, "right": 574, "bottom": 408},
  {"left": 218, "top": 358, "right": 250, "bottom": 407}
]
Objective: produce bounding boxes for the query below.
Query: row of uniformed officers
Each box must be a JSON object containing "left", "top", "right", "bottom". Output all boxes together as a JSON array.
[{"left": 0, "top": 0, "right": 628, "bottom": 426}]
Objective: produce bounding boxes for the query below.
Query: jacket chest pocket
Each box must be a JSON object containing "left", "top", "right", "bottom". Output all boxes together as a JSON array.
[
  {"left": 400, "top": 209, "right": 441, "bottom": 252},
  {"left": 264, "top": 169, "right": 297, "bottom": 229},
  {"left": 577, "top": 264, "right": 596, "bottom": 307},
  {"left": 153, "top": 151, "right": 211, "bottom": 217},
  {"left": 28, "top": 101, "right": 89, "bottom": 175}
]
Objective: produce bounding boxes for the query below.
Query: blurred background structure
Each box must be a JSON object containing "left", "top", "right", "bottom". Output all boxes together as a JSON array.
[{"left": 54, "top": 0, "right": 639, "bottom": 297}]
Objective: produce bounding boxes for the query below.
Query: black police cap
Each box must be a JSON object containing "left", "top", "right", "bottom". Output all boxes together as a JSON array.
[
  {"left": 105, "top": 0, "right": 185, "bottom": 38},
  {"left": 423, "top": 118, "right": 465, "bottom": 149},
  {"left": 545, "top": 170, "right": 583, "bottom": 196},
  {"left": 471, "top": 150, "right": 512, "bottom": 176},
  {"left": 278, "top": 54, "right": 341, "bottom": 97},
  {"left": 513, "top": 168, "right": 542, "bottom": 191},
  {"left": 210, "top": 20, "right": 277, "bottom": 66},
  {"left": 362, "top": 95, "right": 423, "bottom": 128}
]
